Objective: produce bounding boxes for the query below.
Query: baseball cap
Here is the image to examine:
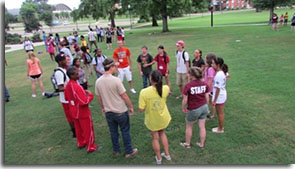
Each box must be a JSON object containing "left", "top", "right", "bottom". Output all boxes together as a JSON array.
[
  {"left": 176, "top": 40, "right": 185, "bottom": 47},
  {"left": 55, "top": 52, "right": 66, "bottom": 63}
]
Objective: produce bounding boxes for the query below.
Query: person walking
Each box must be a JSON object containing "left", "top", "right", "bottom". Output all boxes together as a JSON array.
[
  {"left": 113, "top": 40, "right": 136, "bottom": 93},
  {"left": 95, "top": 58, "right": 138, "bottom": 158},
  {"left": 92, "top": 48, "right": 107, "bottom": 78},
  {"left": 54, "top": 53, "right": 75, "bottom": 137},
  {"left": 175, "top": 40, "right": 190, "bottom": 99},
  {"left": 23, "top": 37, "right": 34, "bottom": 53},
  {"left": 137, "top": 45, "right": 153, "bottom": 88},
  {"left": 180, "top": 67, "right": 209, "bottom": 149},
  {"left": 42, "top": 31, "right": 48, "bottom": 52},
  {"left": 88, "top": 28, "right": 98, "bottom": 53},
  {"left": 138, "top": 70, "right": 172, "bottom": 165},
  {"left": 211, "top": 57, "right": 229, "bottom": 133},
  {"left": 26, "top": 51, "right": 45, "bottom": 97},
  {"left": 64, "top": 67, "right": 101, "bottom": 153}
]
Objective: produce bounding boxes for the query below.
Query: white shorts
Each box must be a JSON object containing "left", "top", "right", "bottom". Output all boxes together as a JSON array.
[
  {"left": 212, "top": 91, "right": 227, "bottom": 104},
  {"left": 118, "top": 66, "right": 132, "bottom": 82}
]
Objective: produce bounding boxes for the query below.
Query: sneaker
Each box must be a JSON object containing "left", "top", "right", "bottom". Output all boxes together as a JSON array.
[
  {"left": 125, "top": 148, "right": 138, "bottom": 158},
  {"left": 32, "top": 94, "right": 36, "bottom": 98},
  {"left": 130, "top": 88, "right": 136, "bottom": 94},
  {"left": 161, "top": 152, "right": 171, "bottom": 161},
  {"left": 155, "top": 156, "right": 162, "bottom": 164},
  {"left": 212, "top": 127, "right": 224, "bottom": 133},
  {"left": 42, "top": 92, "right": 45, "bottom": 96}
]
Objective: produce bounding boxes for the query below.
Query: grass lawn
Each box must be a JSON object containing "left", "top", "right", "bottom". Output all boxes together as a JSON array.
[{"left": 4, "top": 10, "right": 295, "bottom": 165}]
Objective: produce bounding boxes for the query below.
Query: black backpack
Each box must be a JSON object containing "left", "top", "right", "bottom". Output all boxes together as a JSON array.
[
  {"left": 51, "top": 68, "right": 66, "bottom": 92},
  {"left": 176, "top": 50, "right": 191, "bottom": 67},
  {"left": 94, "top": 54, "right": 106, "bottom": 64},
  {"left": 85, "top": 52, "right": 93, "bottom": 64}
]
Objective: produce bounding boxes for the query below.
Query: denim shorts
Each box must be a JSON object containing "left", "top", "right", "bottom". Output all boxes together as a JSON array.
[{"left": 186, "top": 104, "right": 209, "bottom": 123}]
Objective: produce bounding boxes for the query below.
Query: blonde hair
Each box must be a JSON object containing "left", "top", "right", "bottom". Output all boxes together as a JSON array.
[
  {"left": 28, "top": 51, "right": 37, "bottom": 64},
  {"left": 189, "top": 67, "right": 203, "bottom": 80}
]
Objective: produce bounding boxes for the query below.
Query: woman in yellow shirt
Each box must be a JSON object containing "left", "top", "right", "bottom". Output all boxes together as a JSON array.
[{"left": 139, "top": 70, "right": 172, "bottom": 165}]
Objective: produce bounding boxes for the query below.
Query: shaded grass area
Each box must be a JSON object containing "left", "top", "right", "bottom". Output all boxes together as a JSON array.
[{"left": 4, "top": 23, "right": 295, "bottom": 164}]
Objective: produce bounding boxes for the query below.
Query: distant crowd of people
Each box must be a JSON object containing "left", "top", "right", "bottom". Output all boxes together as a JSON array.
[
  {"left": 271, "top": 12, "right": 295, "bottom": 31},
  {"left": 18, "top": 25, "right": 231, "bottom": 164}
]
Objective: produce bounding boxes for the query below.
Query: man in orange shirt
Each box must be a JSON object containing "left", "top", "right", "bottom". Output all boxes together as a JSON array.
[{"left": 113, "top": 40, "right": 136, "bottom": 93}]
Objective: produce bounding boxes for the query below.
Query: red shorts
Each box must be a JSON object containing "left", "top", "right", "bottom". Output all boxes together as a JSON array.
[{"left": 62, "top": 103, "right": 73, "bottom": 123}]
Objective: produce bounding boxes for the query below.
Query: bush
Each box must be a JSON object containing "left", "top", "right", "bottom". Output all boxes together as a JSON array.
[
  {"left": 31, "top": 33, "right": 42, "bottom": 42},
  {"left": 137, "top": 15, "right": 150, "bottom": 23},
  {"left": 5, "top": 33, "right": 22, "bottom": 44}
]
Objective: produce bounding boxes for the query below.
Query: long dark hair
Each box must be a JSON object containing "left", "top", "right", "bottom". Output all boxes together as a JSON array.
[
  {"left": 150, "top": 70, "right": 163, "bottom": 97},
  {"left": 158, "top": 45, "right": 167, "bottom": 64},
  {"left": 213, "top": 57, "right": 228, "bottom": 74},
  {"left": 72, "top": 58, "right": 80, "bottom": 67}
]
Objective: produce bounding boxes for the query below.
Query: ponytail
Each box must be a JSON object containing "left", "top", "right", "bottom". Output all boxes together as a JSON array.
[
  {"left": 221, "top": 64, "right": 228, "bottom": 74},
  {"left": 213, "top": 57, "right": 228, "bottom": 74},
  {"left": 150, "top": 70, "right": 163, "bottom": 97}
]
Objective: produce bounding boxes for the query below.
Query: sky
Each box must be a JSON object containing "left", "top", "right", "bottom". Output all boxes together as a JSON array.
[{"left": 4, "top": 0, "right": 81, "bottom": 10}]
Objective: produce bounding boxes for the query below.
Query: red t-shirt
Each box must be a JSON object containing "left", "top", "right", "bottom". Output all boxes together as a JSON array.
[
  {"left": 154, "top": 54, "right": 170, "bottom": 75},
  {"left": 113, "top": 47, "right": 131, "bottom": 68},
  {"left": 183, "top": 80, "right": 209, "bottom": 110}
]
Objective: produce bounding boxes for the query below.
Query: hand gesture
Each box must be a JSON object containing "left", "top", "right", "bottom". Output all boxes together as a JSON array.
[{"left": 129, "top": 107, "right": 134, "bottom": 116}]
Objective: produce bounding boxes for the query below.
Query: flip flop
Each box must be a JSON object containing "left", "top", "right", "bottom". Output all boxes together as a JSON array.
[
  {"left": 196, "top": 142, "right": 204, "bottom": 149},
  {"left": 180, "top": 142, "right": 191, "bottom": 149}
]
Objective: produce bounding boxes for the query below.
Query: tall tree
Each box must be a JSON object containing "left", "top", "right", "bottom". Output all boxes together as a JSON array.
[
  {"left": 252, "top": 0, "right": 295, "bottom": 20},
  {"left": 19, "top": 2, "right": 41, "bottom": 32}
]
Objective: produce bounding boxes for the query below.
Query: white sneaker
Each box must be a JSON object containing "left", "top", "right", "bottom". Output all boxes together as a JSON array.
[
  {"left": 161, "top": 152, "right": 171, "bottom": 161},
  {"left": 42, "top": 92, "right": 45, "bottom": 96},
  {"left": 212, "top": 127, "right": 224, "bottom": 133},
  {"left": 130, "top": 88, "right": 136, "bottom": 94},
  {"left": 32, "top": 94, "right": 36, "bottom": 98},
  {"left": 155, "top": 156, "right": 162, "bottom": 164}
]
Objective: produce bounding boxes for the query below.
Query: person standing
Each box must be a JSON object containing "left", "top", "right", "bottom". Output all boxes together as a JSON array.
[
  {"left": 72, "top": 58, "right": 88, "bottom": 90},
  {"left": 175, "top": 40, "right": 190, "bottom": 99},
  {"left": 192, "top": 49, "right": 205, "bottom": 71},
  {"left": 280, "top": 14, "right": 284, "bottom": 25},
  {"left": 60, "top": 42, "right": 74, "bottom": 66},
  {"left": 211, "top": 57, "right": 228, "bottom": 133},
  {"left": 73, "top": 39, "right": 82, "bottom": 58},
  {"left": 106, "top": 28, "right": 112, "bottom": 50},
  {"left": 180, "top": 67, "right": 209, "bottom": 149},
  {"left": 81, "top": 46, "right": 93, "bottom": 78},
  {"left": 92, "top": 48, "right": 107, "bottom": 78},
  {"left": 95, "top": 58, "right": 138, "bottom": 158},
  {"left": 54, "top": 53, "right": 75, "bottom": 137},
  {"left": 138, "top": 70, "right": 172, "bottom": 165},
  {"left": 137, "top": 45, "right": 153, "bottom": 88},
  {"left": 116, "top": 26, "right": 123, "bottom": 41},
  {"left": 113, "top": 40, "right": 136, "bottom": 94},
  {"left": 55, "top": 33, "right": 61, "bottom": 53},
  {"left": 100, "top": 27, "right": 105, "bottom": 42},
  {"left": 96, "top": 26, "right": 101, "bottom": 43},
  {"left": 88, "top": 28, "right": 98, "bottom": 53},
  {"left": 42, "top": 31, "right": 48, "bottom": 52},
  {"left": 80, "top": 35, "right": 89, "bottom": 52},
  {"left": 23, "top": 37, "right": 34, "bottom": 53},
  {"left": 272, "top": 13, "right": 279, "bottom": 31},
  {"left": 64, "top": 67, "right": 100, "bottom": 153},
  {"left": 47, "top": 35, "right": 56, "bottom": 61},
  {"left": 74, "top": 31, "right": 79, "bottom": 44},
  {"left": 284, "top": 12, "right": 289, "bottom": 25},
  {"left": 291, "top": 13, "right": 295, "bottom": 31},
  {"left": 26, "top": 51, "right": 45, "bottom": 97}
]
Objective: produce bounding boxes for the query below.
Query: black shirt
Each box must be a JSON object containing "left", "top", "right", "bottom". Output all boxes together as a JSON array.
[
  {"left": 137, "top": 53, "right": 153, "bottom": 75},
  {"left": 192, "top": 57, "right": 205, "bottom": 68}
]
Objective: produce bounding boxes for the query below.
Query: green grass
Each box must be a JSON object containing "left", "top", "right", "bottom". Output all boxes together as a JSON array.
[
  {"left": 5, "top": 47, "right": 11, "bottom": 50},
  {"left": 4, "top": 10, "right": 295, "bottom": 165}
]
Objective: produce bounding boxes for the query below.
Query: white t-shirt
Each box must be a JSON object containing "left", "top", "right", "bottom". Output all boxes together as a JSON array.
[
  {"left": 23, "top": 40, "right": 34, "bottom": 51},
  {"left": 96, "top": 28, "right": 101, "bottom": 35},
  {"left": 176, "top": 50, "right": 190, "bottom": 73},
  {"left": 212, "top": 70, "right": 227, "bottom": 104},
  {"left": 100, "top": 29, "right": 105, "bottom": 36},
  {"left": 92, "top": 55, "right": 107, "bottom": 73},
  {"left": 60, "top": 47, "right": 73, "bottom": 64},
  {"left": 88, "top": 31, "right": 96, "bottom": 41},
  {"left": 67, "top": 35, "right": 74, "bottom": 44},
  {"left": 121, "top": 29, "right": 125, "bottom": 37},
  {"left": 54, "top": 67, "right": 69, "bottom": 103}
]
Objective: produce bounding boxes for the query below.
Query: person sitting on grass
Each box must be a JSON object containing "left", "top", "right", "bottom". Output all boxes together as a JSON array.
[
  {"left": 139, "top": 70, "right": 172, "bottom": 165},
  {"left": 211, "top": 57, "right": 229, "bottom": 133},
  {"left": 64, "top": 67, "right": 101, "bottom": 153},
  {"left": 180, "top": 67, "right": 209, "bottom": 149},
  {"left": 26, "top": 51, "right": 45, "bottom": 98}
]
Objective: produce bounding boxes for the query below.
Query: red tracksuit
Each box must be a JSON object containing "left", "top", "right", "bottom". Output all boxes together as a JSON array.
[{"left": 64, "top": 80, "right": 97, "bottom": 152}]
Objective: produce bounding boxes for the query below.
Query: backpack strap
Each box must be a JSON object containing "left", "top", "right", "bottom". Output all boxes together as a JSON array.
[{"left": 55, "top": 68, "right": 66, "bottom": 83}]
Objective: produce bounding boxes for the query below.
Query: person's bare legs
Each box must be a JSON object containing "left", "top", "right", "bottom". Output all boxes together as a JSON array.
[
  {"left": 185, "top": 122, "right": 194, "bottom": 145},
  {"left": 159, "top": 130, "right": 170, "bottom": 156},
  {"left": 198, "top": 119, "right": 206, "bottom": 147},
  {"left": 216, "top": 104, "right": 225, "bottom": 131},
  {"left": 37, "top": 77, "right": 45, "bottom": 94},
  {"left": 151, "top": 131, "right": 161, "bottom": 161},
  {"left": 209, "top": 95, "right": 216, "bottom": 118},
  {"left": 31, "top": 79, "right": 36, "bottom": 96}
]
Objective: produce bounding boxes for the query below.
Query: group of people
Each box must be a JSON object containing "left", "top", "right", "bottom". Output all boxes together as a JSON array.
[
  {"left": 271, "top": 12, "right": 295, "bottom": 31},
  {"left": 22, "top": 34, "right": 230, "bottom": 164}
]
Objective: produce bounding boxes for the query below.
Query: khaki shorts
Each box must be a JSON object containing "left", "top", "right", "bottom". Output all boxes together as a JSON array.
[
  {"left": 176, "top": 73, "right": 188, "bottom": 86},
  {"left": 186, "top": 104, "right": 209, "bottom": 123}
]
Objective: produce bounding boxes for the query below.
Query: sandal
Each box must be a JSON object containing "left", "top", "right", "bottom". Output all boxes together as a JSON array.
[
  {"left": 180, "top": 142, "right": 191, "bottom": 149},
  {"left": 196, "top": 142, "right": 204, "bottom": 149}
]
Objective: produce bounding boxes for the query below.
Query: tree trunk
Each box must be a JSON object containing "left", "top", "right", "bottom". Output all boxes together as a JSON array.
[
  {"left": 152, "top": 14, "right": 158, "bottom": 27},
  {"left": 269, "top": 0, "right": 275, "bottom": 21},
  {"left": 110, "top": 11, "right": 116, "bottom": 28},
  {"left": 161, "top": 0, "right": 169, "bottom": 32}
]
